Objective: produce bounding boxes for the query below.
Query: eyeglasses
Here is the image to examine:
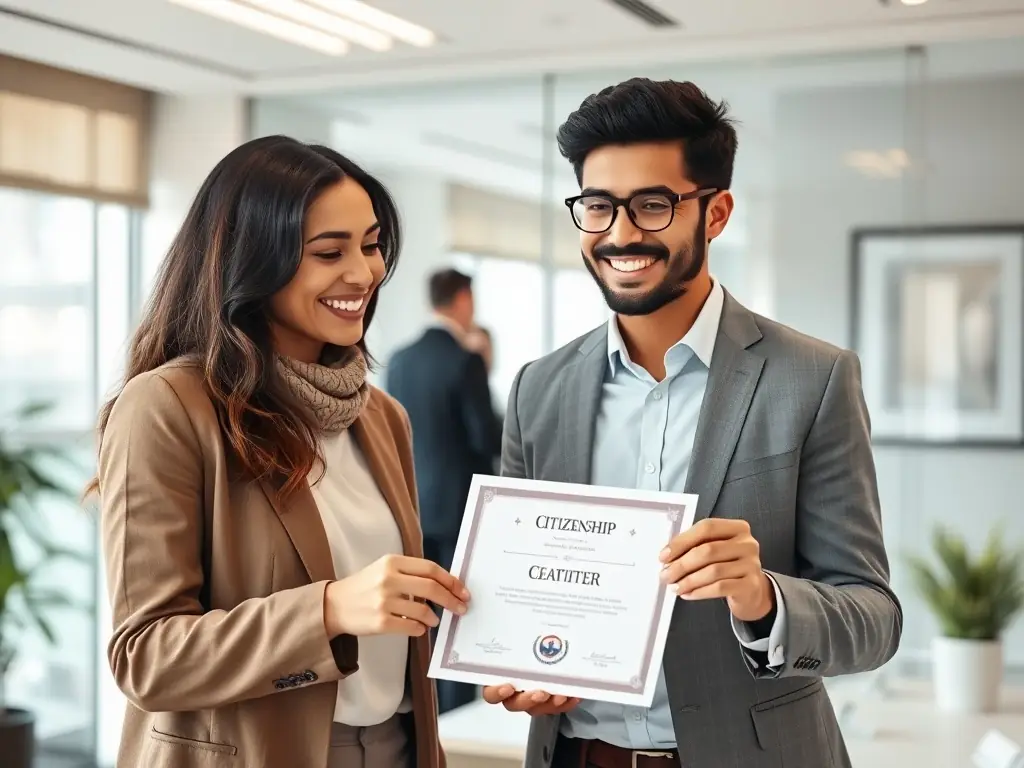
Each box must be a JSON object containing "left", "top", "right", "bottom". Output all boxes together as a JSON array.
[{"left": 564, "top": 188, "right": 718, "bottom": 234}]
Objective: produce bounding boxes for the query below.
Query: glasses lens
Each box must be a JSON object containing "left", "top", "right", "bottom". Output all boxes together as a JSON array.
[
  {"left": 629, "top": 194, "right": 674, "bottom": 231},
  {"left": 572, "top": 196, "right": 614, "bottom": 232}
]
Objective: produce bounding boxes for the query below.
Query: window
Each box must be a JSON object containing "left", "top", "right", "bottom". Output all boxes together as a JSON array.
[
  {"left": 553, "top": 268, "right": 611, "bottom": 348},
  {"left": 0, "top": 188, "right": 95, "bottom": 430},
  {"left": 452, "top": 254, "right": 545, "bottom": 409},
  {"left": 0, "top": 186, "right": 133, "bottom": 759}
]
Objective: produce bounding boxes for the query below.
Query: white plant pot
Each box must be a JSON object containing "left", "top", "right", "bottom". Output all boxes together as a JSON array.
[{"left": 932, "top": 636, "right": 1003, "bottom": 713}]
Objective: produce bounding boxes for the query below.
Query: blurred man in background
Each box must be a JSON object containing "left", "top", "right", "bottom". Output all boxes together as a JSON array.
[{"left": 385, "top": 268, "right": 502, "bottom": 713}]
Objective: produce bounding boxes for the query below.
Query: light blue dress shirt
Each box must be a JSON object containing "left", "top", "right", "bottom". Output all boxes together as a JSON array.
[{"left": 559, "top": 279, "right": 787, "bottom": 749}]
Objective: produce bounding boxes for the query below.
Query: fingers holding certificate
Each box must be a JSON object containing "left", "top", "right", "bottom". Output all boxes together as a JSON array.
[{"left": 427, "top": 475, "right": 697, "bottom": 707}]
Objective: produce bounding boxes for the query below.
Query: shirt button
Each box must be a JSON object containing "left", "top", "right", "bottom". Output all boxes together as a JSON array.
[
  {"left": 644, "top": 462, "right": 656, "bottom": 474},
  {"left": 633, "top": 712, "right": 643, "bottom": 721},
  {"left": 653, "top": 391, "right": 663, "bottom": 401}
]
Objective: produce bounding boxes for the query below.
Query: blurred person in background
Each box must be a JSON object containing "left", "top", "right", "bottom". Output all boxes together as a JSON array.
[
  {"left": 463, "top": 324, "right": 493, "bottom": 372},
  {"left": 89, "top": 136, "right": 468, "bottom": 768},
  {"left": 482, "top": 78, "right": 901, "bottom": 768},
  {"left": 463, "top": 324, "right": 503, "bottom": 469},
  {"left": 386, "top": 268, "right": 501, "bottom": 713}
]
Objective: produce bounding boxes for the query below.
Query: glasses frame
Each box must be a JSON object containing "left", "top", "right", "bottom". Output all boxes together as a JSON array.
[{"left": 564, "top": 188, "right": 719, "bottom": 233}]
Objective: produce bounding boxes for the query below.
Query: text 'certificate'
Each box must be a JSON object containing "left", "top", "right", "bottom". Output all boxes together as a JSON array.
[{"left": 427, "top": 475, "right": 697, "bottom": 707}]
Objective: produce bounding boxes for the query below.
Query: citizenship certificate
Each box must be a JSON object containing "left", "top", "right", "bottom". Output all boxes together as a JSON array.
[{"left": 427, "top": 475, "right": 697, "bottom": 707}]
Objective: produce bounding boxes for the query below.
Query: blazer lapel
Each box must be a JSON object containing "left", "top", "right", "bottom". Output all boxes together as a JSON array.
[
  {"left": 260, "top": 481, "right": 336, "bottom": 585},
  {"left": 559, "top": 328, "right": 608, "bottom": 485},
  {"left": 685, "top": 293, "right": 765, "bottom": 523}
]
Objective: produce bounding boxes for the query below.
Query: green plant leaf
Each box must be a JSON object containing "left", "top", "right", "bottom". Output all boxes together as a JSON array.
[
  {"left": 0, "top": 401, "right": 90, "bottom": 687},
  {"left": 905, "top": 525, "right": 1024, "bottom": 640},
  {"left": 22, "top": 593, "right": 58, "bottom": 644}
]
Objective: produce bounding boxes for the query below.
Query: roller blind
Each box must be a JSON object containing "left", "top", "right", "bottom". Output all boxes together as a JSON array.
[
  {"left": 0, "top": 55, "right": 150, "bottom": 207},
  {"left": 448, "top": 183, "right": 582, "bottom": 268}
]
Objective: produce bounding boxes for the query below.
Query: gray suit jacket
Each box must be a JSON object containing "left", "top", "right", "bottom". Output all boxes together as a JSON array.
[{"left": 501, "top": 292, "right": 902, "bottom": 768}]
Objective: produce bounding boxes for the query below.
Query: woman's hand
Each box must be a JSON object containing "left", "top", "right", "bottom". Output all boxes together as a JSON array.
[{"left": 323, "top": 555, "right": 470, "bottom": 637}]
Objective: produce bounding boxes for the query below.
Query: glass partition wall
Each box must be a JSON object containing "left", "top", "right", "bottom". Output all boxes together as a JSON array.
[{"left": 253, "top": 36, "right": 1024, "bottom": 681}]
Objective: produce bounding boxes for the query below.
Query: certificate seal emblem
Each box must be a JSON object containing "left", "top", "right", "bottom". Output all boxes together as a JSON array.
[{"left": 533, "top": 634, "right": 568, "bottom": 665}]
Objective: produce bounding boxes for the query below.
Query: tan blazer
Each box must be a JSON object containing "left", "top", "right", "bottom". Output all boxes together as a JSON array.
[{"left": 98, "top": 360, "right": 444, "bottom": 768}]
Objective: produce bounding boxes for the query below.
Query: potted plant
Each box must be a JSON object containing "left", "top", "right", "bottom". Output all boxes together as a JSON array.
[
  {"left": 0, "top": 404, "right": 84, "bottom": 768},
  {"left": 907, "top": 525, "right": 1024, "bottom": 714}
]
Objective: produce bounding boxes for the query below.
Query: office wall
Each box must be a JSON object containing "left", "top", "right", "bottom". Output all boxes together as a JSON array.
[
  {"left": 771, "top": 75, "right": 1024, "bottom": 666},
  {"left": 139, "top": 94, "right": 247, "bottom": 288}
]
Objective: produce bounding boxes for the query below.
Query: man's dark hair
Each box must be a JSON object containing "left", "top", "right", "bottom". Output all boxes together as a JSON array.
[
  {"left": 556, "top": 78, "right": 737, "bottom": 190},
  {"left": 429, "top": 268, "right": 473, "bottom": 309}
]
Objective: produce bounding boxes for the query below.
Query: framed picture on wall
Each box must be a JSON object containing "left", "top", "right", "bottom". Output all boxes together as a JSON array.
[{"left": 850, "top": 225, "right": 1024, "bottom": 447}]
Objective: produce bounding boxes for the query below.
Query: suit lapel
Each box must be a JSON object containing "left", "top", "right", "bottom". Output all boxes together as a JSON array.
[
  {"left": 260, "top": 480, "right": 336, "bottom": 585},
  {"left": 685, "top": 293, "right": 765, "bottom": 522},
  {"left": 559, "top": 329, "right": 608, "bottom": 485}
]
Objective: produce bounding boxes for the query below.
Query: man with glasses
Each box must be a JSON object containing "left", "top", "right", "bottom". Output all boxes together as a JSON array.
[{"left": 481, "top": 78, "right": 901, "bottom": 768}]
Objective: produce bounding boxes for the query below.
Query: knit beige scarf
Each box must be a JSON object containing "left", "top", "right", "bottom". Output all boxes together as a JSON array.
[{"left": 276, "top": 347, "right": 369, "bottom": 433}]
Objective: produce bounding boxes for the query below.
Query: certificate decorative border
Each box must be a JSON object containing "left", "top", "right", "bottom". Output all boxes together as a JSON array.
[{"left": 439, "top": 484, "right": 687, "bottom": 695}]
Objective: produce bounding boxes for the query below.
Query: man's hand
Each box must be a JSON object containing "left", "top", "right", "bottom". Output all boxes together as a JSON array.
[
  {"left": 481, "top": 685, "right": 580, "bottom": 716},
  {"left": 659, "top": 518, "right": 774, "bottom": 623}
]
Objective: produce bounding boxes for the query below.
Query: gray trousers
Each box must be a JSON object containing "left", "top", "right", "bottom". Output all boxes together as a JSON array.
[{"left": 327, "top": 716, "right": 411, "bottom": 768}]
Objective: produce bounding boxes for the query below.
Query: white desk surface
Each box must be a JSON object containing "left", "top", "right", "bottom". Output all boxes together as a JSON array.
[
  {"left": 438, "top": 698, "right": 531, "bottom": 760},
  {"left": 438, "top": 680, "right": 1024, "bottom": 767}
]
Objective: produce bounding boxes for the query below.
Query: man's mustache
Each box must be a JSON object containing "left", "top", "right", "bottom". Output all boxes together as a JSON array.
[{"left": 592, "top": 243, "right": 669, "bottom": 261}]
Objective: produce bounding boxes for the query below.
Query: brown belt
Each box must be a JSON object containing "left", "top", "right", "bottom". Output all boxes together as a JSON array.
[{"left": 575, "top": 738, "right": 680, "bottom": 768}]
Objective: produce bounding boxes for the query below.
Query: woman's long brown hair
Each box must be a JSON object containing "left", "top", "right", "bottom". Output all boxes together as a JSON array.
[{"left": 87, "top": 136, "right": 401, "bottom": 499}]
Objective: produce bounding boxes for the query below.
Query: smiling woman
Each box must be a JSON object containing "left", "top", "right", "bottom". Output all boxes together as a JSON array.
[
  {"left": 87, "top": 135, "right": 465, "bottom": 768},
  {"left": 268, "top": 178, "right": 388, "bottom": 366}
]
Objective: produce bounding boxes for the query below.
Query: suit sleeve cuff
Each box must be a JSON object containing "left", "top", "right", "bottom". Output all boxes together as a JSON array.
[{"left": 732, "top": 573, "right": 787, "bottom": 668}]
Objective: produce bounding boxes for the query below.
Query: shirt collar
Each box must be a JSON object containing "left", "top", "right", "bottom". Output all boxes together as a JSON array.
[
  {"left": 607, "top": 277, "right": 725, "bottom": 374},
  {"left": 431, "top": 314, "right": 469, "bottom": 345}
]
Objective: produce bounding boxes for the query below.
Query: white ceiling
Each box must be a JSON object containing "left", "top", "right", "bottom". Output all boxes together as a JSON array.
[
  {"left": 4, "top": 0, "right": 1024, "bottom": 215},
  {"left": 1, "top": 0, "right": 1024, "bottom": 94}
]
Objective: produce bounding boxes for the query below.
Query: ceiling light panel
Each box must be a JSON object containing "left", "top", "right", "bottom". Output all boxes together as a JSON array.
[
  {"left": 245, "top": 0, "right": 393, "bottom": 50},
  {"left": 304, "top": 0, "right": 436, "bottom": 47},
  {"left": 169, "top": 0, "right": 436, "bottom": 55},
  {"left": 168, "top": 0, "right": 350, "bottom": 54}
]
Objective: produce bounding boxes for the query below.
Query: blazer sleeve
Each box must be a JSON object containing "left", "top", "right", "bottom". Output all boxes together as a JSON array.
[
  {"left": 99, "top": 373, "right": 357, "bottom": 713},
  {"left": 762, "top": 350, "right": 903, "bottom": 679},
  {"left": 458, "top": 351, "right": 502, "bottom": 463}
]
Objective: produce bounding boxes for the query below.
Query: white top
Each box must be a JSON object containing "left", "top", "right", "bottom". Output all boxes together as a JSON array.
[{"left": 309, "top": 428, "right": 412, "bottom": 726}]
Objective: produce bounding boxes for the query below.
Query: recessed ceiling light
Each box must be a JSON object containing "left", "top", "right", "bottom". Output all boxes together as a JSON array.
[
  {"left": 843, "top": 149, "right": 911, "bottom": 178},
  {"left": 168, "top": 0, "right": 349, "bottom": 55},
  {"left": 305, "top": 0, "right": 436, "bottom": 47},
  {"left": 900, "top": 0, "right": 929, "bottom": 5}
]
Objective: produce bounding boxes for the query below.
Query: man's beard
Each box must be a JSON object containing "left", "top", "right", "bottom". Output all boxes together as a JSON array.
[{"left": 583, "top": 217, "right": 707, "bottom": 317}]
